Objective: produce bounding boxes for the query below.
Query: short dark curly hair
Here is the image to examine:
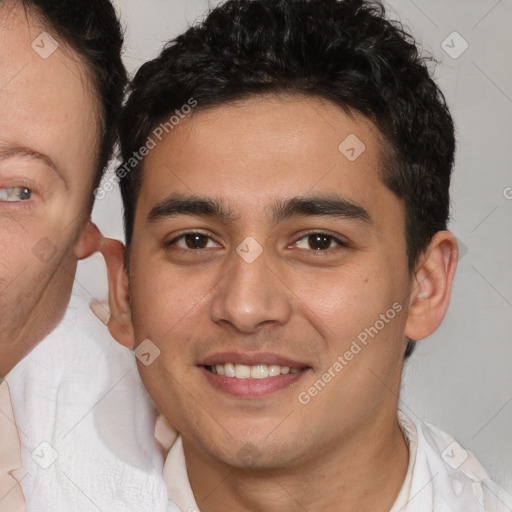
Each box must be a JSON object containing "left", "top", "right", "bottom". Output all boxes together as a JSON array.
[
  {"left": 118, "top": 0, "right": 456, "bottom": 358},
  {"left": 21, "top": 0, "right": 127, "bottom": 191}
]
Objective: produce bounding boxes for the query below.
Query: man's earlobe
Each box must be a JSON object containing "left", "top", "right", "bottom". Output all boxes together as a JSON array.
[
  {"left": 100, "top": 237, "right": 135, "bottom": 349},
  {"left": 404, "top": 231, "right": 458, "bottom": 342}
]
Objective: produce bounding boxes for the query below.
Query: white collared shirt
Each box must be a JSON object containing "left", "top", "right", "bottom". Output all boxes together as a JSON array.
[{"left": 163, "top": 410, "right": 512, "bottom": 512}]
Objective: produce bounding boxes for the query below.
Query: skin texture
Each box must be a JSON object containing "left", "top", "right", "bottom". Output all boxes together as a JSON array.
[
  {"left": 0, "top": 1, "right": 103, "bottom": 376},
  {"left": 108, "top": 95, "right": 458, "bottom": 512}
]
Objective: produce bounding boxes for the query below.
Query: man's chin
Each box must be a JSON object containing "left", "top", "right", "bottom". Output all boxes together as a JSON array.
[{"left": 181, "top": 422, "right": 308, "bottom": 471}]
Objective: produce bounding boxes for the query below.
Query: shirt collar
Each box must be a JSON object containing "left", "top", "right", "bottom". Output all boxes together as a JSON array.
[
  {"left": 389, "top": 411, "right": 418, "bottom": 512},
  {"left": 163, "top": 436, "right": 199, "bottom": 512}
]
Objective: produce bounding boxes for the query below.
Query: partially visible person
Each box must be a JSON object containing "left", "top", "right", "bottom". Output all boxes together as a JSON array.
[
  {"left": 0, "top": 0, "right": 120, "bottom": 376},
  {"left": 0, "top": 1, "right": 167, "bottom": 510},
  {"left": 106, "top": 1, "right": 512, "bottom": 511}
]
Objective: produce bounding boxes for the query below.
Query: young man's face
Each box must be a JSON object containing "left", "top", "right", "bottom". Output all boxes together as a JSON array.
[
  {"left": 0, "top": 2, "right": 100, "bottom": 374},
  {"left": 116, "top": 94, "right": 453, "bottom": 469}
]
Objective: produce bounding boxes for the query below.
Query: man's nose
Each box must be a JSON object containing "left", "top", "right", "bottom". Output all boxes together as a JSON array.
[{"left": 210, "top": 250, "right": 293, "bottom": 334}]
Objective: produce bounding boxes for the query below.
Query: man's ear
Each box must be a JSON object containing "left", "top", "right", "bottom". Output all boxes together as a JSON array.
[
  {"left": 74, "top": 221, "right": 103, "bottom": 260},
  {"left": 404, "top": 231, "right": 458, "bottom": 341},
  {"left": 100, "top": 237, "right": 135, "bottom": 349}
]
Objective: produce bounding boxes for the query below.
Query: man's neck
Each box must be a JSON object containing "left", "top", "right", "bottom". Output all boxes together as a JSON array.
[{"left": 184, "top": 409, "right": 409, "bottom": 512}]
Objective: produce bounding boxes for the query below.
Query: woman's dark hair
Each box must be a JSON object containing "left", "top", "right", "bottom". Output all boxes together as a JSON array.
[
  {"left": 118, "top": 0, "right": 456, "bottom": 358},
  {"left": 21, "top": 0, "right": 127, "bottom": 189}
]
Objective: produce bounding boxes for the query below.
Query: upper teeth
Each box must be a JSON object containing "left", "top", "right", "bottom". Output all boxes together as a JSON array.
[{"left": 210, "top": 363, "right": 301, "bottom": 379}]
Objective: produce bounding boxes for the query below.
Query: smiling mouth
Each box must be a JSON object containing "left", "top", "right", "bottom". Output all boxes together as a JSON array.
[{"left": 205, "top": 363, "right": 305, "bottom": 379}]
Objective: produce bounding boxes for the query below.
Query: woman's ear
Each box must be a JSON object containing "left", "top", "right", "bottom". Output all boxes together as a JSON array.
[
  {"left": 404, "top": 231, "right": 458, "bottom": 341},
  {"left": 100, "top": 237, "right": 135, "bottom": 349},
  {"left": 74, "top": 221, "right": 103, "bottom": 260}
]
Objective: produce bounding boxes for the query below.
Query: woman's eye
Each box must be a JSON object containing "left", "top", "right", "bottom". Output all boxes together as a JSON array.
[
  {"left": 0, "top": 187, "right": 32, "bottom": 202},
  {"left": 172, "top": 233, "right": 219, "bottom": 250},
  {"left": 295, "top": 233, "right": 342, "bottom": 251}
]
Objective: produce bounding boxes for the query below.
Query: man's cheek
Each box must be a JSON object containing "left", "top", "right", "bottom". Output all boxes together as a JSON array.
[
  {"left": 134, "top": 282, "right": 204, "bottom": 333},
  {"left": 297, "top": 286, "right": 366, "bottom": 338},
  {"left": 138, "top": 356, "right": 187, "bottom": 420}
]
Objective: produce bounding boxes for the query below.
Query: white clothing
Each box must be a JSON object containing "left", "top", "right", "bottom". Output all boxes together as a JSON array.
[
  {"left": 163, "top": 410, "right": 512, "bottom": 512},
  {"left": 6, "top": 295, "right": 168, "bottom": 512}
]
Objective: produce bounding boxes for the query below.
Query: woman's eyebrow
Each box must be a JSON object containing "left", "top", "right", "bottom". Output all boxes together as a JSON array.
[{"left": 0, "top": 144, "right": 61, "bottom": 177}]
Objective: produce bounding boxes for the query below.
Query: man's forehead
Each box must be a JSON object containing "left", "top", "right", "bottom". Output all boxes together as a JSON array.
[
  {"left": 133, "top": 95, "right": 396, "bottom": 230},
  {"left": 142, "top": 101, "right": 380, "bottom": 175},
  {"left": 151, "top": 95, "right": 378, "bottom": 153}
]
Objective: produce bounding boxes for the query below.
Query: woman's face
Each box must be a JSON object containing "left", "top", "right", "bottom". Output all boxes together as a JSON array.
[{"left": 0, "top": 1, "right": 101, "bottom": 374}]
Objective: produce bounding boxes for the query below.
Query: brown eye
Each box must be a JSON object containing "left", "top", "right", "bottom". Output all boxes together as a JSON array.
[
  {"left": 168, "top": 233, "right": 220, "bottom": 250},
  {"left": 308, "top": 234, "right": 332, "bottom": 250},
  {"left": 184, "top": 233, "right": 210, "bottom": 249},
  {"left": 295, "top": 233, "right": 340, "bottom": 251}
]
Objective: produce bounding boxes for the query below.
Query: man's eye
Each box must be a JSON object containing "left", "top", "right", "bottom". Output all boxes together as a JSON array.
[
  {"left": 0, "top": 187, "right": 32, "bottom": 202},
  {"left": 295, "top": 233, "right": 343, "bottom": 251},
  {"left": 172, "top": 233, "right": 219, "bottom": 250}
]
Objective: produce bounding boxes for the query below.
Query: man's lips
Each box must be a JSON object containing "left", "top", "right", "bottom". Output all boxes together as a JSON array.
[
  {"left": 199, "top": 352, "right": 309, "bottom": 368},
  {"left": 206, "top": 362, "right": 302, "bottom": 378},
  {"left": 199, "top": 351, "right": 310, "bottom": 377},
  {"left": 198, "top": 352, "right": 311, "bottom": 396}
]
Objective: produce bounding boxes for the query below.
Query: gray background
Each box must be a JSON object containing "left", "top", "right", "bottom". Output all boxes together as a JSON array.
[{"left": 73, "top": 0, "right": 512, "bottom": 489}]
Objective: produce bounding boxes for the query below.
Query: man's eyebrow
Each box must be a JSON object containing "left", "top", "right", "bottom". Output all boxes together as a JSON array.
[
  {"left": 0, "top": 145, "right": 59, "bottom": 174},
  {"left": 147, "top": 193, "right": 372, "bottom": 226},
  {"left": 148, "top": 194, "right": 238, "bottom": 223},
  {"left": 272, "top": 195, "right": 372, "bottom": 225}
]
